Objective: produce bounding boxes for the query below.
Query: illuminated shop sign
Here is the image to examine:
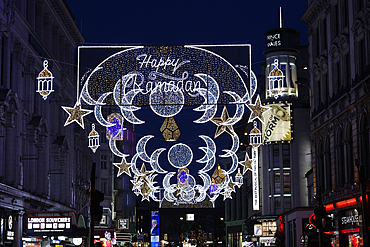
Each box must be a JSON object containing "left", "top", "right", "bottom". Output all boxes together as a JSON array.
[
  {"left": 26, "top": 216, "right": 72, "bottom": 233},
  {"left": 117, "top": 218, "right": 129, "bottom": 229},
  {"left": 260, "top": 237, "right": 276, "bottom": 246},
  {"left": 262, "top": 103, "right": 291, "bottom": 143},
  {"left": 341, "top": 215, "right": 359, "bottom": 225},
  {"left": 7, "top": 215, "right": 14, "bottom": 241}
]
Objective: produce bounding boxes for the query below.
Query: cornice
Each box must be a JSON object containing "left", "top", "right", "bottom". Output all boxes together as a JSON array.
[
  {"left": 49, "top": 0, "right": 84, "bottom": 45},
  {"left": 302, "top": 0, "right": 330, "bottom": 28}
]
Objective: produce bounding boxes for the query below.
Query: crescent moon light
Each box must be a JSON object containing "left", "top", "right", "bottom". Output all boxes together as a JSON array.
[
  {"left": 149, "top": 148, "right": 168, "bottom": 174},
  {"left": 109, "top": 140, "right": 129, "bottom": 158},
  {"left": 193, "top": 73, "right": 220, "bottom": 124},
  {"left": 136, "top": 135, "right": 154, "bottom": 163},
  {"left": 197, "top": 135, "right": 216, "bottom": 163},
  {"left": 94, "top": 92, "right": 115, "bottom": 127},
  {"left": 113, "top": 74, "right": 145, "bottom": 124},
  {"left": 220, "top": 91, "right": 244, "bottom": 126}
]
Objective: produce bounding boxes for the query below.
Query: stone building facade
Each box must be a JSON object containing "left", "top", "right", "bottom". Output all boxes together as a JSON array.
[
  {"left": 302, "top": 0, "right": 370, "bottom": 246},
  {"left": 0, "top": 0, "right": 86, "bottom": 245}
]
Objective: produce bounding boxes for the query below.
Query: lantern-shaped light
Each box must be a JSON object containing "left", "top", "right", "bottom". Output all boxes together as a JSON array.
[
  {"left": 160, "top": 117, "right": 181, "bottom": 141},
  {"left": 267, "top": 59, "right": 285, "bottom": 99},
  {"left": 88, "top": 124, "right": 100, "bottom": 153},
  {"left": 235, "top": 168, "right": 243, "bottom": 188},
  {"left": 36, "top": 60, "right": 54, "bottom": 100},
  {"left": 106, "top": 113, "right": 124, "bottom": 141},
  {"left": 249, "top": 121, "right": 262, "bottom": 148}
]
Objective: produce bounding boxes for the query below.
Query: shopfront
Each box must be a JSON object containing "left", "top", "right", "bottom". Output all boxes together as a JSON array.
[
  {"left": 339, "top": 209, "right": 361, "bottom": 247},
  {"left": 24, "top": 212, "right": 88, "bottom": 247}
]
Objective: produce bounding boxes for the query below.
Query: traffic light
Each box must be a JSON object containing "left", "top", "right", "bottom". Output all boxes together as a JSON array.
[
  {"left": 94, "top": 190, "right": 104, "bottom": 221},
  {"left": 313, "top": 206, "right": 327, "bottom": 229}
]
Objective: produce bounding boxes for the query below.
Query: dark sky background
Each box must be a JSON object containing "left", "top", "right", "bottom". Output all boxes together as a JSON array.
[
  {"left": 66, "top": 0, "right": 309, "bottom": 178},
  {"left": 65, "top": 0, "right": 308, "bottom": 73}
]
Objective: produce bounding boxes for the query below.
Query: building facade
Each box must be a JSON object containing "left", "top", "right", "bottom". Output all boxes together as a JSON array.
[
  {"left": 0, "top": 0, "right": 87, "bottom": 246},
  {"left": 259, "top": 27, "right": 312, "bottom": 247},
  {"left": 224, "top": 26, "right": 311, "bottom": 247},
  {"left": 302, "top": 0, "right": 370, "bottom": 246}
]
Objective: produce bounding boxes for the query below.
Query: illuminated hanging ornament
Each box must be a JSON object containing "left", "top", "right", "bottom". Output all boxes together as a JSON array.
[
  {"left": 235, "top": 168, "right": 243, "bottom": 187},
  {"left": 88, "top": 124, "right": 100, "bottom": 153},
  {"left": 106, "top": 113, "right": 125, "bottom": 141},
  {"left": 160, "top": 117, "right": 181, "bottom": 141},
  {"left": 177, "top": 168, "right": 189, "bottom": 186},
  {"left": 246, "top": 95, "right": 271, "bottom": 124},
  {"left": 267, "top": 59, "right": 285, "bottom": 99},
  {"left": 76, "top": 45, "right": 262, "bottom": 206},
  {"left": 62, "top": 102, "right": 93, "bottom": 129},
  {"left": 36, "top": 60, "right": 54, "bottom": 100},
  {"left": 211, "top": 106, "right": 235, "bottom": 138},
  {"left": 249, "top": 121, "right": 262, "bottom": 148},
  {"left": 239, "top": 152, "right": 253, "bottom": 175},
  {"left": 211, "top": 165, "right": 226, "bottom": 185}
]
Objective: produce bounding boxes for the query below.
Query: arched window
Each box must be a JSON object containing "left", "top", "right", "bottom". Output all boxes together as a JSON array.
[
  {"left": 316, "top": 141, "right": 325, "bottom": 188},
  {"left": 359, "top": 115, "right": 370, "bottom": 179},
  {"left": 336, "top": 129, "right": 345, "bottom": 189},
  {"left": 345, "top": 123, "right": 354, "bottom": 185},
  {"left": 324, "top": 137, "right": 332, "bottom": 192}
]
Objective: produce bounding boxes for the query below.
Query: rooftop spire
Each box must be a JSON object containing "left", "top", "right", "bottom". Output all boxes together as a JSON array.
[{"left": 280, "top": 7, "right": 283, "bottom": 28}]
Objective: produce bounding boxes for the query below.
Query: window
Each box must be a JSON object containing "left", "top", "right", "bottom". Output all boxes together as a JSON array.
[
  {"left": 283, "top": 172, "right": 291, "bottom": 194},
  {"left": 344, "top": 54, "right": 351, "bottom": 88},
  {"left": 359, "top": 116, "right": 370, "bottom": 178},
  {"left": 346, "top": 124, "right": 354, "bottom": 184},
  {"left": 354, "top": 0, "right": 364, "bottom": 16},
  {"left": 262, "top": 221, "right": 277, "bottom": 237},
  {"left": 336, "top": 130, "right": 345, "bottom": 188},
  {"left": 101, "top": 154, "right": 107, "bottom": 169},
  {"left": 101, "top": 180, "right": 107, "bottom": 195},
  {"left": 316, "top": 80, "right": 321, "bottom": 106},
  {"left": 331, "top": 5, "right": 339, "bottom": 38},
  {"left": 284, "top": 196, "right": 291, "bottom": 211},
  {"left": 275, "top": 172, "right": 281, "bottom": 194},
  {"left": 273, "top": 144, "right": 280, "bottom": 168},
  {"left": 341, "top": 0, "right": 349, "bottom": 29},
  {"left": 282, "top": 144, "right": 290, "bottom": 168},
  {"left": 324, "top": 137, "right": 332, "bottom": 192},
  {"left": 357, "top": 39, "right": 366, "bottom": 75},
  {"left": 336, "top": 62, "right": 341, "bottom": 91},
  {"left": 317, "top": 141, "right": 325, "bottom": 188},
  {"left": 320, "top": 19, "right": 327, "bottom": 52}
]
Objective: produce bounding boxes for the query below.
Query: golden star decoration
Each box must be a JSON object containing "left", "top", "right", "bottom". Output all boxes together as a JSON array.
[
  {"left": 221, "top": 189, "right": 233, "bottom": 200},
  {"left": 113, "top": 155, "right": 131, "bottom": 177},
  {"left": 246, "top": 95, "right": 271, "bottom": 124},
  {"left": 211, "top": 106, "right": 235, "bottom": 138},
  {"left": 62, "top": 102, "right": 93, "bottom": 129},
  {"left": 239, "top": 153, "right": 253, "bottom": 174},
  {"left": 227, "top": 177, "right": 238, "bottom": 193}
]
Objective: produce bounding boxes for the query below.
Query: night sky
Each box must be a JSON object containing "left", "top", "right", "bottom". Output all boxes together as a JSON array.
[
  {"left": 65, "top": 0, "right": 309, "bottom": 176},
  {"left": 65, "top": 0, "right": 308, "bottom": 73}
]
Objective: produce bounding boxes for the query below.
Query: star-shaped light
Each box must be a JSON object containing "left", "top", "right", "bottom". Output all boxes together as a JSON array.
[
  {"left": 239, "top": 153, "right": 253, "bottom": 174},
  {"left": 221, "top": 189, "right": 233, "bottom": 200},
  {"left": 62, "top": 102, "right": 93, "bottom": 129},
  {"left": 226, "top": 177, "right": 238, "bottom": 193},
  {"left": 246, "top": 95, "right": 271, "bottom": 124},
  {"left": 211, "top": 106, "right": 235, "bottom": 138},
  {"left": 113, "top": 155, "right": 131, "bottom": 177}
]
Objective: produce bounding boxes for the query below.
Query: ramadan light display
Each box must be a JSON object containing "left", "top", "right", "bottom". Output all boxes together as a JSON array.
[{"left": 61, "top": 45, "right": 269, "bottom": 208}]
